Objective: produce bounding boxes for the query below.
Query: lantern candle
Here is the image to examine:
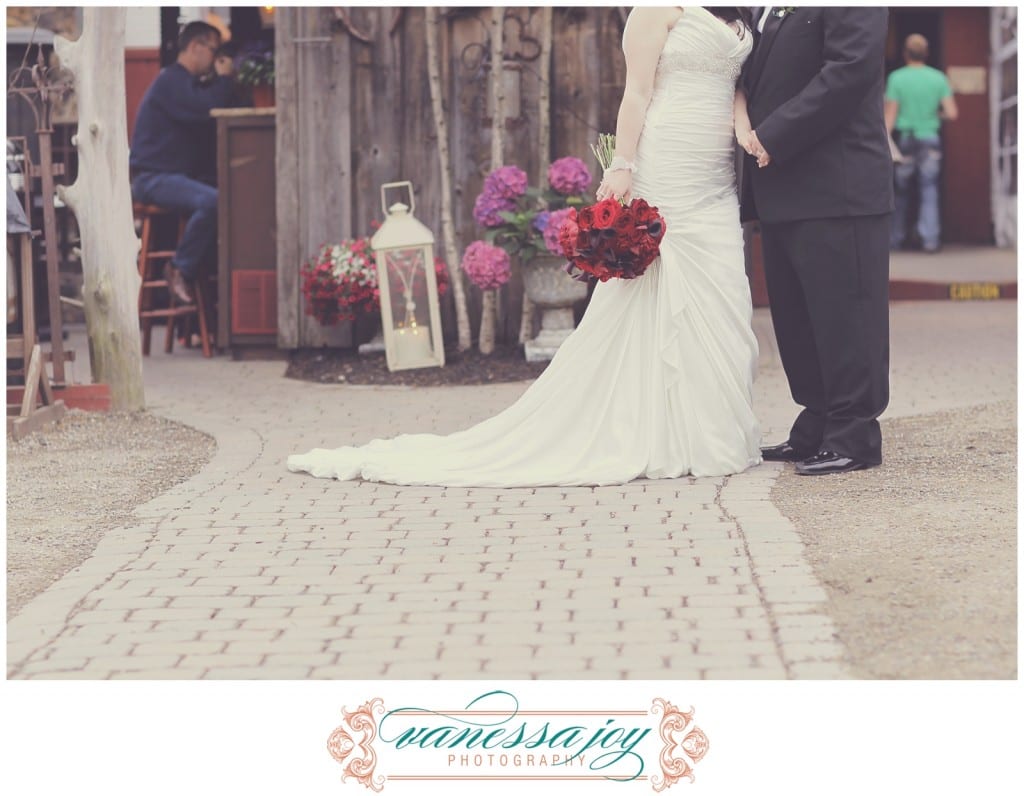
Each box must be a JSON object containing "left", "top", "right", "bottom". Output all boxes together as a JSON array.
[
  {"left": 394, "top": 324, "right": 433, "bottom": 363},
  {"left": 372, "top": 181, "right": 446, "bottom": 371}
]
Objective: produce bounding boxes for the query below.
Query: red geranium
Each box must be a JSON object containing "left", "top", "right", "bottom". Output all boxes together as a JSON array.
[{"left": 301, "top": 238, "right": 450, "bottom": 326}]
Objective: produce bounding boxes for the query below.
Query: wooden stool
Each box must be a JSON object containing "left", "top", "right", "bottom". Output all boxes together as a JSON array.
[
  {"left": 133, "top": 202, "right": 213, "bottom": 357},
  {"left": 177, "top": 268, "right": 219, "bottom": 352}
]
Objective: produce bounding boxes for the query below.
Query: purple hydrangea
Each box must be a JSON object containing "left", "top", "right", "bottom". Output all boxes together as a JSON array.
[
  {"left": 473, "top": 191, "right": 516, "bottom": 228},
  {"left": 532, "top": 210, "right": 551, "bottom": 233},
  {"left": 484, "top": 165, "right": 528, "bottom": 200},
  {"left": 547, "top": 156, "right": 592, "bottom": 196},
  {"left": 461, "top": 240, "right": 512, "bottom": 290},
  {"left": 543, "top": 208, "right": 576, "bottom": 256}
]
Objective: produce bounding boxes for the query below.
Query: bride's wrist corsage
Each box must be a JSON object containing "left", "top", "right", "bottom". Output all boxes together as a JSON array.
[{"left": 603, "top": 156, "right": 637, "bottom": 177}]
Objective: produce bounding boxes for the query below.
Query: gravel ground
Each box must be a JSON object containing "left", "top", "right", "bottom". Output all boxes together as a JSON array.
[
  {"left": 771, "top": 400, "right": 1017, "bottom": 679},
  {"left": 6, "top": 410, "right": 215, "bottom": 619}
]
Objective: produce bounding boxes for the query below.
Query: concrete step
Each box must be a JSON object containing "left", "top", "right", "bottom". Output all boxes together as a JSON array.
[{"left": 889, "top": 245, "right": 1017, "bottom": 301}]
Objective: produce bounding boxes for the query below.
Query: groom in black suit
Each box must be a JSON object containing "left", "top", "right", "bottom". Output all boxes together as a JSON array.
[{"left": 740, "top": 6, "right": 893, "bottom": 475}]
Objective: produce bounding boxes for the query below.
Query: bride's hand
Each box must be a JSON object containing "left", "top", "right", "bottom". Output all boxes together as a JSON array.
[
  {"left": 749, "top": 130, "right": 772, "bottom": 167},
  {"left": 736, "top": 125, "right": 755, "bottom": 155},
  {"left": 596, "top": 170, "right": 633, "bottom": 203}
]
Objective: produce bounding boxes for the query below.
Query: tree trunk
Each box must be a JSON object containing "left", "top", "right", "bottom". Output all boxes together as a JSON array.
[
  {"left": 425, "top": 6, "right": 472, "bottom": 352},
  {"left": 480, "top": 6, "right": 505, "bottom": 355},
  {"left": 478, "top": 289, "right": 497, "bottom": 355},
  {"left": 54, "top": 8, "right": 144, "bottom": 410},
  {"left": 538, "top": 6, "right": 554, "bottom": 184},
  {"left": 520, "top": 5, "right": 554, "bottom": 345}
]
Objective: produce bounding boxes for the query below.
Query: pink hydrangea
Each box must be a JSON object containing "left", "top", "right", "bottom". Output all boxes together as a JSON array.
[
  {"left": 461, "top": 240, "right": 511, "bottom": 290},
  {"left": 484, "top": 165, "right": 528, "bottom": 200},
  {"left": 473, "top": 191, "right": 516, "bottom": 228},
  {"left": 547, "top": 156, "right": 592, "bottom": 196},
  {"left": 543, "top": 207, "right": 576, "bottom": 256}
]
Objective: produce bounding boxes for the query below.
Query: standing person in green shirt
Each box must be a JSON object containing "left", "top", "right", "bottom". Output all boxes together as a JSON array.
[{"left": 885, "top": 33, "right": 959, "bottom": 253}]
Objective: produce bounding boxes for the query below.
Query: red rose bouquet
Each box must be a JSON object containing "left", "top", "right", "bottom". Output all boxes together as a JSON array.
[
  {"left": 558, "top": 196, "right": 667, "bottom": 283},
  {"left": 553, "top": 133, "right": 667, "bottom": 282}
]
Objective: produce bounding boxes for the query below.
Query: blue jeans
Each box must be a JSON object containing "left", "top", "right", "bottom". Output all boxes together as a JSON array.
[
  {"left": 132, "top": 172, "right": 217, "bottom": 280},
  {"left": 891, "top": 133, "right": 942, "bottom": 250}
]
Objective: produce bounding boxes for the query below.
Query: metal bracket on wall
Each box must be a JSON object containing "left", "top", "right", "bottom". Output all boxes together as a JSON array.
[
  {"left": 331, "top": 8, "right": 373, "bottom": 43},
  {"left": 330, "top": 8, "right": 404, "bottom": 42}
]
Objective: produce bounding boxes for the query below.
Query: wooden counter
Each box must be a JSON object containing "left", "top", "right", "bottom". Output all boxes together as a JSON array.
[{"left": 210, "top": 107, "right": 277, "bottom": 118}]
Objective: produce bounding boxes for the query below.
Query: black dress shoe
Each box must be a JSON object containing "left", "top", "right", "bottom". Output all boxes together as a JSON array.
[
  {"left": 760, "top": 441, "right": 809, "bottom": 462},
  {"left": 795, "top": 450, "right": 874, "bottom": 476}
]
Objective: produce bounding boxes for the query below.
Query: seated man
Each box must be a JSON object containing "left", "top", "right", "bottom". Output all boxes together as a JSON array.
[{"left": 130, "top": 21, "right": 235, "bottom": 302}]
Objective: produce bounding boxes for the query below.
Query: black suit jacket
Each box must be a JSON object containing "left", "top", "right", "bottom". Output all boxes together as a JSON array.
[{"left": 740, "top": 7, "right": 895, "bottom": 223}]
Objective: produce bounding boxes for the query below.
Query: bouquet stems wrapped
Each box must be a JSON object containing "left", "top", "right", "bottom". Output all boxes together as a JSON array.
[{"left": 590, "top": 133, "right": 617, "bottom": 172}]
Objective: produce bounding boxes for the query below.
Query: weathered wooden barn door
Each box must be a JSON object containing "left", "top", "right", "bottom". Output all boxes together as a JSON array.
[{"left": 276, "top": 6, "right": 353, "bottom": 348}]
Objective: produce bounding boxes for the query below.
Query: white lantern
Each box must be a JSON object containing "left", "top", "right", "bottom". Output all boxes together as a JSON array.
[{"left": 371, "top": 181, "right": 445, "bottom": 372}]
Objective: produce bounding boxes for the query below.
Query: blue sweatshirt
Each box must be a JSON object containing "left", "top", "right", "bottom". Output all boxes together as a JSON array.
[{"left": 130, "top": 63, "right": 234, "bottom": 176}]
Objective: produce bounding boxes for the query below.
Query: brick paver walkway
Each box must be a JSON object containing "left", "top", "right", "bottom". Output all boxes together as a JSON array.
[{"left": 7, "top": 302, "right": 1015, "bottom": 679}]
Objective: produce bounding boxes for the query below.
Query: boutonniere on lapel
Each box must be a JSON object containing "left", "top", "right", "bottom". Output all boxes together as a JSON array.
[{"left": 772, "top": 7, "right": 797, "bottom": 19}]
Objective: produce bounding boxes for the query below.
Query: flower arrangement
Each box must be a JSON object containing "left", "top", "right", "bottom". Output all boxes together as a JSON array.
[
  {"left": 300, "top": 239, "right": 378, "bottom": 325},
  {"left": 473, "top": 157, "right": 594, "bottom": 263},
  {"left": 300, "top": 238, "right": 450, "bottom": 326},
  {"left": 236, "top": 47, "right": 275, "bottom": 87},
  {"left": 461, "top": 240, "right": 511, "bottom": 290}
]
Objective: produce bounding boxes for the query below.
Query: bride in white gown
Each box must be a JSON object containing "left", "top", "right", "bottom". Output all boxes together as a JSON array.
[{"left": 288, "top": 6, "right": 762, "bottom": 487}]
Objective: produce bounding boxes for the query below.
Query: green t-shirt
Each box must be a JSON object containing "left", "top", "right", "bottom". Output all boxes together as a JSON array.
[{"left": 885, "top": 65, "right": 953, "bottom": 138}]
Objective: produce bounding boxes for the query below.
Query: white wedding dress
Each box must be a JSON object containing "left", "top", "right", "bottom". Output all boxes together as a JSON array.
[{"left": 288, "top": 8, "right": 761, "bottom": 487}]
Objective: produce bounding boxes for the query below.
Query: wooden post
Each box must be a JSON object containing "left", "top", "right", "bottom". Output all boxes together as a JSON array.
[
  {"left": 425, "top": 6, "right": 472, "bottom": 352},
  {"left": 275, "top": 6, "right": 300, "bottom": 349},
  {"left": 53, "top": 8, "right": 145, "bottom": 411},
  {"left": 291, "top": 7, "right": 353, "bottom": 348},
  {"left": 36, "top": 131, "right": 66, "bottom": 384}
]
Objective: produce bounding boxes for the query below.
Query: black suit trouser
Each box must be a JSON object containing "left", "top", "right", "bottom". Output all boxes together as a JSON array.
[{"left": 760, "top": 214, "right": 890, "bottom": 464}]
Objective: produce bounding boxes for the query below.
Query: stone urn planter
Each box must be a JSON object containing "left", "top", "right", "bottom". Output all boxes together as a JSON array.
[{"left": 522, "top": 254, "right": 589, "bottom": 362}]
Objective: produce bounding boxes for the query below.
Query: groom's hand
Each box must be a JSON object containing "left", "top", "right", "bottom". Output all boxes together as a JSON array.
[{"left": 750, "top": 131, "right": 772, "bottom": 168}]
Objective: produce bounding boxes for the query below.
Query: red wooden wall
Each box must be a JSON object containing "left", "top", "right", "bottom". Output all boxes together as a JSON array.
[
  {"left": 124, "top": 48, "right": 161, "bottom": 143},
  {"left": 941, "top": 7, "right": 993, "bottom": 243}
]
